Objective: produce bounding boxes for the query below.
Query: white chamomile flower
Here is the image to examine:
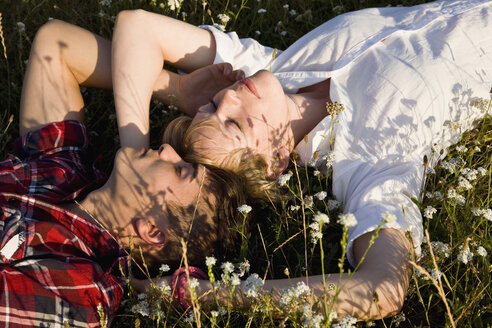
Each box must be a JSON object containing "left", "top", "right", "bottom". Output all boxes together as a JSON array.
[
  {"left": 314, "top": 191, "right": 327, "bottom": 200},
  {"left": 338, "top": 213, "right": 357, "bottom": 227},
  {"left": 237, "top": 204, "right": 252, "bottom": 214},
  {"left": 205, "top": 256, "right": 217, "bottom": 267},
  {"left": 159, "top": 264, "right": 170, "bottom": 272},
  {"left": 221, "top": 261, "right": 234, "bottom": 274},
  {"left": 217, "top": 13, "right": 230, "bottom": 24},
  {"left": 278, "top": 173, "right": 292, "bottom": 186}
]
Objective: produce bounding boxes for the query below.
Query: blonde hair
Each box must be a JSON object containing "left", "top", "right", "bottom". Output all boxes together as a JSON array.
[{"left": 163, "top": 116, "right": 280, "bottom": 202}]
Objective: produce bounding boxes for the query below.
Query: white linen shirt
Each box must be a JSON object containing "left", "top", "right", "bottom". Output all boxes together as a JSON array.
[{"left": 201, "top": 0, "right": 492, "bottom": 266}]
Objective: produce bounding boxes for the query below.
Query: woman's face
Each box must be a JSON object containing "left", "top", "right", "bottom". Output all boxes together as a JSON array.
[{"left": 188, "top": 70, "right": 292, "bottom": 176}]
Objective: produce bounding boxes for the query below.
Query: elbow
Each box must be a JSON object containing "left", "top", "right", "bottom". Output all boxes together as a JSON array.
[{"left": 373, "top": 277, "right": 408, "bottom": 318}]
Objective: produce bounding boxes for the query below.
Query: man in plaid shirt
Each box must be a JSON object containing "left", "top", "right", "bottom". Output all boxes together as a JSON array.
[{"left": 0, "top": 18, "right": 247, "bottom": 327}]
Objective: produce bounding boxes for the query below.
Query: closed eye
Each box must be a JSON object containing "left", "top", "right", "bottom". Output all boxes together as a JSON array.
[{"left": 227, "top": 118, "right": 241, "bottom": 130}]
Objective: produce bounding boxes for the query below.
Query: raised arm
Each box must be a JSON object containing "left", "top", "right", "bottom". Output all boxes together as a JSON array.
[{"left": 111, "top": 10, "right": 216, "bottom": 149}]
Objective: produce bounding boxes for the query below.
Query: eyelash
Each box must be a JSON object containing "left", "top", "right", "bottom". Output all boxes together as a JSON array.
[{"left": 210, "top": 98, "right": 241, "bottom": 130}]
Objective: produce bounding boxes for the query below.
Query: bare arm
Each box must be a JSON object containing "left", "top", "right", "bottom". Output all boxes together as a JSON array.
[{"left": 111, "top": 10, "right": 216, "bottom": 149}]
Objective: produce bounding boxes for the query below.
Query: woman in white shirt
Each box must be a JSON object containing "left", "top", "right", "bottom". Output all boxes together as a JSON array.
[{"left": 114, "top": 0, "right": 492, "bottom": 320}]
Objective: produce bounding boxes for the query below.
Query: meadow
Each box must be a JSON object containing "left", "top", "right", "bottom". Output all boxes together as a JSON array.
[{"left": 0, "top": 0, "right": 490, "bottom": 327}]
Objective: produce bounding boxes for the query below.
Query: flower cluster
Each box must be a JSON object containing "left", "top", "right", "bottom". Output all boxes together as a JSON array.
[
  {"left": 279, "top": 281, "right": 311, "bottom": 307},
  {"left": 338, "top": 213, "right": 357, "bottom": 228},
  {"left": 331, "top": 315, "right": 357, "bottom": 328},
  {"left": 278, "top": 173, "right": 292, "bottom": 186},
  {"left": 243, "top": 273, "right": 264, "bottom": 298}
]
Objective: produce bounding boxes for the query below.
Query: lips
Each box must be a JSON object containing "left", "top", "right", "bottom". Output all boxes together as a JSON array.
[{"left": 240, "top": 78, "right": 260, "bottom": 98}]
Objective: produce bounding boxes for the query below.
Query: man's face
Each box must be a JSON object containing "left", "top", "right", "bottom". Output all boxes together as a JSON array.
[{"left": 111, "top": 145, "right": 209, "bottom": 247}]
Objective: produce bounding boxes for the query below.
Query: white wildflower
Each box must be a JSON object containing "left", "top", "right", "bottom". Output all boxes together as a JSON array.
[
  {"left": 217, "top": 13, "right": 230, "bottom": 24},
  {"left": 181, "top": 12, "right": 188, "bottom": 18},
  {"left": 17, "top": 22, "right": 25, "bottom": 33},
  {"left": 131, "top": 301, "right": 150, "bottom": 317},
  {"left": 426, "top": 166, "right": 436, "bottom": 175},
  {"left": 289, "top": 9, "right": 297, "bottom": 15},
  {"left": 159, "top": 264, "right": 170, "bottom": 272},
  {"left": 100, "top": 0, "right": 111, "bottom": 6},
  {"left": 98, "top": 10, "right": 105, "bottom": 17},
  {"left": 313, "top": 169, "right": 321, "bottom": 176},
  {"left": 447, "top": 188, "right": 457, "bottom": 199},
  {"left": 239, "top": 260, "right": 250, "bottom": 277},
  {"left": 290, "top": 205, "right": 300, "bottom": 211},
  {"left": 183, "top": 312, "right": 194, "bottom": 323},
  {"left": 255, "top": 30, "right": 261, "bottom": 35},
  {"left": 455, "top": 145, "right": 468, "bottom": 153},
  {"left": 313, "top": 212, "right": 330, "bottom": 225},
  {"left": 455, "top": 195, "right": 466, "bottom": 206},
  {"left": 461, "top": 168, "right": 478, "bottom": 181},
  {"left": 477, "top": 167, "right": 487, "bottom": 176},
  {"left": 210, "top": 310, "right": 219, "bottom": 317},
  {"left": 338, "top": 213, "right": 357, "bottom": 228},
  {"left": 457, "top": 176, "right": 473, "bottom": 190},
  {"left": 221, "top": 262, "right": 234, "bottom": 274},
  {"left": 230, "top": 273, "right": 241, "bottom": 286},
  {"left": 392, "top": 312, "right": 406, "bottom": 327},
  {"left": 283, "top": 4, "right": 289, "bottom": 8},
  {"left": 332, "top": 5, "right": 344, "bottom": 14},
  {"left": 158, "top": 280, "right": 171, "bottom": 295},
  {"left": 189, "top": 278, "right": 200, "bottom": 289},
  {"left": 304, "top": 195, "right": 314, "bottom": 208},
  {"left": 205, "top": 256, "right": 217, "bottom": 267},
  {"left": 433, "top": 191, "right": 444, "bottom": 200},
  {"left": 137, "top": 293, "right": 146, "bottom": 300},
  {"left": 382, "top": 211, "right": 397, "bottom": 224},
  {"left": 218, "top": 306, "right": 227, "bottom": 316},
  {"left": 327, "top": 311, "right": 338, "bottom": 322},
  {"left": 315, "top": 191, "right": 327, "bottom": 200},
  {"left": 323, "top": 151, "right": 335, "bottom": 170},
  {"left": 429, "top": 268, "right": 442, "bottom": 281},
  {"left": 425, "top": 192, "right": 434, "bottom": 199},
  {"left": 476, "top": 246, "right": 487, "bottom": 257},
  {"left": 311, "top": 314, "right": 324, "bottom": 328},
  {"left": 310, "top": 231, "right": 323, "bottom": 244},
  {"left": 279, "top": 282, "right": 310, "bottom": 306},
  {"left": 457, "top": 244, "right": 473, "bottom": 264},
  {"left": 430, "top": 241, "right": 450, "bottom": 258},
  {"left": 243, "top": 273, "right": 264, "bottom": 298},
  {"left": 258, "top": 8, "right": 267, "bottom": 13},
  {"left": 423, "top": 206, "right": 437, "bottom": 219},
  {"left": 332, "top": 315, "right": 357, "bottom": 328},
  {"left": 278, "top": 173, "right": 292, "bottom": 186},
  {"left": 167, "top": 0, "right": 183, "bottom": 11},
  {"left": 237, "top": 204, "right": 252, "bottom": 214},
  {"left": 327, "top": 199, "right": 341, "bottom": 211},
  {"left": 280, "top": 31, "right": 287, "bottom": 36}
]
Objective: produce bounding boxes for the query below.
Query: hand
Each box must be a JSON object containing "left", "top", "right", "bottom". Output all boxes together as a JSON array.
[{"left": 176, "top": 63, "right": 244, "bottom": 116}]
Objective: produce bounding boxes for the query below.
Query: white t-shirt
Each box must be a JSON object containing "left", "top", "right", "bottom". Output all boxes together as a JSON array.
[{"left": 201, "top": 0, "right": 492, "bottom": 266}]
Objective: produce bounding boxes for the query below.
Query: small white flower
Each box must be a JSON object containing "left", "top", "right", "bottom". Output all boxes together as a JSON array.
[
  {"left": 433, "top": 191, "right": 444, "bottom": 200},
  {"left": 311, "top": 314, "right": 324, "bottom": 328},
  {"left": 221, "top": 261, "right": 234, "bottom": 274},
  {"left": 167, "top": 0, "right": 183, "bottom": 11},
  {"left": 218, "top": 306, "right": 227, "bottom": 316},
  {"left": 231, "top": 273, "right": 241, "bottom": 286},
  {"left": 455, "top": 145, "right": 468, "bottom": 153},
  {"left": 210, "top": 310, "right": 219, "bottom": 317},
  {"left": 100, "top": 0, "right": 111, "bottom": 6},
  {"left": 429, "top": 268, "right": 442, "bottom": 281},
  {"left": 189, "top": 278, "right": 200, "bottom": 289},
  {"left": 159, "top": 264, "right": 170, "bottom": 272},
  {"left": 392, "top": 312, "right": 406, "bottom": 327},
  {"left": 455, "top": 195, "right": 466, "bottom": 206},
  {"left": 457, "top": 176, "right": 473, "bottom": 190},
  {"left": 423, "top": 206, "right": 437, "bottom": 219},
  {"left": 280, "top": 31, "right": 287, "bottom": 36},
  {"left": 17, "top": 22, "right": 25, "bottom": 32},
  {"left": 289, "top": 9, "right": 297, "bottom": 15},
  {"left": 255, "top": 30, "right": 261, "bottom": 35},
  {"left": 137, "top": 293, "right": 146, "bottom": 300},
  {"left": 382, "top": 212, "right": 397, "bottom": 225},
  {"left": 205, "top": 256, "right": 217, "bottom": 267},
  {"left": 243, "top": 273, "right": 264, "bottom": 298},
  {"left": 430, "top": 241, "right": 450, "bottom": 258},
  {"left": 290, "top": 205, "right": 300, "bottom": 211},
  {"left": 313, "top": 212, "right": 330, "bottom": 225},
  {"left": 457, "top": 244, "right": 473, "bottom": 264},
  {"left": 476, "top": 246, "right": 487, "bottom": 257},
  {"left": 310, "top": 231, "right": 323, "bottom": 244},
  {"left": 131, "top": 301, "right": 150, "bottom": 317},
  {"left": 332, "top": 315, "right": 357, "bottom": 328},
  {"left": 328, "top": 311, "right": 338, "bottom": 322},
  {"left": 278, "top": 173, "right": 292, "bottom": 186},
  {"left": 425, "top": 192, "right": 434, "bottom": 199},
  {"left": 283, "top": 267, "right": 290, "bottom": 276},
  {"left": 158, "top": 280, "right": 171, "bottom": 295},
  {"left": 313, "top": 169, "right": 321, "bottom": 176},
  {"left": 304, "top": 195, "right": 314, "bottom": 208},
  {"left": 447, "top": 188, "right": 457, "bottom": 199},
  {"left": 183, "top": 312, "right": 194, "bottom": 323},
  {"left": 315, "top": 191, "right": 327, "bottom": 200},
  {"left": 477, "top": 167, "right": 487, "bottom": 176},
  {"left": 239, "top": 260, "right": 250, "bottom": 277},
  {"left": 283, "top": 4, "right": 289, "bottom": 8},
  {"left": 338, "top": 213, "right": 357, "bottom": 228},
  {"left": 217, "top": 13, "right": 230, "bottom": 24},
  {"left": 237, "top": 204, "right": 252, "bottom": 214},
  {"left": 258, "top": 8, "right": 267, "bottom": 13},
  {"left": 181, "top": 12, "right": 188, "bottom": 18},
  {"left": 327, "top": 199, "right": 341, "bottom": 211}
]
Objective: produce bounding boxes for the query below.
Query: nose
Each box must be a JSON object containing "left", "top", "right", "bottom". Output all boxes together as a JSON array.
[
  {"left": 216, "top": 89, "right": 240, "bottom": 119},
  {"left": 158, "top": 144, "right": 183, "bottom": 164}
]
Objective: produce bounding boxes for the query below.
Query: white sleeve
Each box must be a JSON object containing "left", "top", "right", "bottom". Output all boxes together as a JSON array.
[{"left": 200, "top": 25, "right": 280, "bottom": 77}]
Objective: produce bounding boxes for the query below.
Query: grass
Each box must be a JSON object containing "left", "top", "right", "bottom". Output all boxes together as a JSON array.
[{"left": 0, "top": 0, "right": 490, "bottom": 327}]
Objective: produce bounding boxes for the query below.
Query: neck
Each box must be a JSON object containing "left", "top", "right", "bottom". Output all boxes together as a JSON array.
[
  {"left": 285, "top": 79, "right": 332, "bottom": 148},
  {"left": 62, "top": 179, "right": 134, "bottom": 238}
]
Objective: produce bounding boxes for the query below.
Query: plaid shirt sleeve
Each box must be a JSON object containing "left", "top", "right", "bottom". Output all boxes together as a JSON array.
[{"left": 0, "top": 121, "right": 127, "bottom": 328}]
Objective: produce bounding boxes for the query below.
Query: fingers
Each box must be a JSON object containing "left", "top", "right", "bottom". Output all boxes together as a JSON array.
[{"left": 216, "top": 62, "right": 245, "bottom": 81}]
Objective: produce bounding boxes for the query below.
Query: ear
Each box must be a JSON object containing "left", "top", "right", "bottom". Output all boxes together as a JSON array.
[
  {"left": 133, "top": 218, "right": 168, "bottom": 249},
  {"left": 267, "top": 147, "right": 290, "bottom": 178}
]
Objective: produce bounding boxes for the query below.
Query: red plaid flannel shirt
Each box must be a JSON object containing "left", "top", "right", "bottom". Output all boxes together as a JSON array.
[{"left": 0, "top": 121, "right": 128, "bottom": 328}]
